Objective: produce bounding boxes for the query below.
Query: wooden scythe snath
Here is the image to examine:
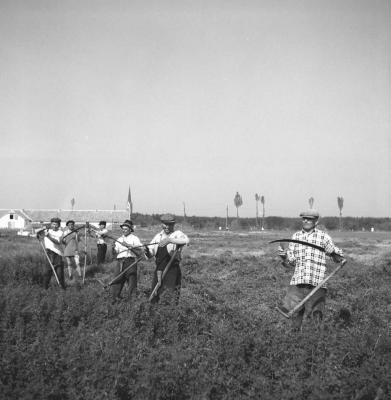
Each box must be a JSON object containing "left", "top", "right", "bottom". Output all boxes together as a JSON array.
[
  {"left": 149, "top": 246, "right": 182, "bottom": 301},
  {"left": 83, "top": 224, "right": 87, "bottom": 284},
  {"left": 104, "top": 256, "right": 144, "bottom": 289},
  {"left": 275, "top": 259, "right": 347, "bottom": 319},
  {"left": 37, "top": 238, "right": 61, "bottom": 287}
]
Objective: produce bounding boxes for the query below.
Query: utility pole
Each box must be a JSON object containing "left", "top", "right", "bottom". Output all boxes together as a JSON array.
[
  {"left": 261, "top": 196, "right": 265, "bottom": 230},
  {"left": 225, "top": 205, "right": 229, "bottom": 230},
  {"left": 183, "top": 202, "right": 186, "bottom": 223},
  {"left": 112, "top": 204, "right": 115, "bottom": 229}
]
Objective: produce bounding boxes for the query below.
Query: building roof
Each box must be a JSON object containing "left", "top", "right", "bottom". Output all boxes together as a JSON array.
[
  {"left": 0, "top": 209, "right": 32, "bottom": 221},
  {"left": 0, "top": 209, "right": 130, "bottom": 223}
]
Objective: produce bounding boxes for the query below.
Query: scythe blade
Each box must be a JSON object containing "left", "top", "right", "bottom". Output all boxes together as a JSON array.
[{"left": 269, "top": 239, "right": 325, "bottom": 252}]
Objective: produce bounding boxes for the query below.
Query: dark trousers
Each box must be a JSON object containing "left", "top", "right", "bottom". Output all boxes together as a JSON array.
[
  {"left": 111, "top": 258, "right": 138, "bottom": 301},
  {"left": 282, "top": 284, "right": 326, "bottom": 330},
  {"left": 43, "top": 249, "right": 65, "bottom": 289},
  {"left": 151, "top": 264, "right": 181, "bottom": 304},
  {"left": 97, "top": 244, "right": 107, "bottom": 265}
]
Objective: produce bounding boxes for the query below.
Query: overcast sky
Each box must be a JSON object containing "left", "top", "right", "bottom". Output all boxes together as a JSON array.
[{"left": 1, "top": 0, "right": 390, "bottom": 218}]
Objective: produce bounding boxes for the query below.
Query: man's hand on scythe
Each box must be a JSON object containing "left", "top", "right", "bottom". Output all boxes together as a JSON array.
[
  {"left": 36, "top": 227, "right": 47, "bottom": 240},
  {"left": 276, "top": 244, "right": 291, "bottom": 268},
  {"left": 277, "top": 245, "right": 287, "bottom": 259}
]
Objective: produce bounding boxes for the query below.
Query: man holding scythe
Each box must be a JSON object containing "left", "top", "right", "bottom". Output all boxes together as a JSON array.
[
  {"left": 62, "top": 220, "right": 82, "bottom": 280},
  {"left": 95, "top": 220, "right": 108, "bottom": 266},
  {"left": 40, "top": 217, "right": 66, "bottom": 289},
  {"left": 111, "top": 219, "right": 145, "bottom": 303},
  {"left": 147, "top": 214, "right": 189, "bottom": 304},
  {"left": 277, "top": 209, "right": 344, "bottom": 330}
]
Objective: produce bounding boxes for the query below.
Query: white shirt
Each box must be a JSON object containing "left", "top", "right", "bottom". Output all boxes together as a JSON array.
[
  {"left": 115, "top": 233, "right": 143, "bottom": 259},
  {"left": 96, "top": 228, "right": 108, "bottom": 245},
  {"left": 44, "top": 229, "right": 64, "bottom": 256},
  {"left": 148, "top": 230, "right": 189, "bottom": 257}
]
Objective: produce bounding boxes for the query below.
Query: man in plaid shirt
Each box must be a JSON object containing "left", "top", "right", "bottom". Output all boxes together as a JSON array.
[{"left": 278, "top": 209, "right": 343, "bottom": 330}]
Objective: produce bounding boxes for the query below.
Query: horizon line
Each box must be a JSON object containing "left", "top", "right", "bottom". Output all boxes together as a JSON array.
[{"left": 0, "top": 208, "right": 389, "bottom": 219}]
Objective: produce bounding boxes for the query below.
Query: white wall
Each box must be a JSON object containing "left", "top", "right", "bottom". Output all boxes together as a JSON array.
[{"left": 0, "top": 213, "right": 26, "bottom": 229}]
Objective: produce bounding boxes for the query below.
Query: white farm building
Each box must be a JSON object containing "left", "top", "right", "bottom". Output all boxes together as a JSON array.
[
  {"left": 0, "top": 209, "right": 130, "bottom": 230},
  {"left": 0, "top": 209, "right": 32, "bottom": 230}
]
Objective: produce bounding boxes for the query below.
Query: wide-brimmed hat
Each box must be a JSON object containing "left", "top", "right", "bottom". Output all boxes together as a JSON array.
[
  {"left": 66, "top": 220, "right": 75, "bottom": 226},
  {"left": 160, "top": 213, "right": 176, "bottom": 224},
  {"left": 120, "top": 219, "right": 134, "bottom": 230},
  {"left": 50, "top": 217, "right": 61, "bottom": 224},
  {"left": 299, "top": 210, "right": 320, "bottom": 219}
]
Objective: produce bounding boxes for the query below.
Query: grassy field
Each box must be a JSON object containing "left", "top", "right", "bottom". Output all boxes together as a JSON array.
[{"left": 1, "top": 228, "right": 391, "bottom": 399}]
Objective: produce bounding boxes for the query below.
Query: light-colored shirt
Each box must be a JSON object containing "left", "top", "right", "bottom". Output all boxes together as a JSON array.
[
  {"left": 63, "top": 228, "right": 79, "bottom": 257},
  {"left": 115, "top": 233, "right": 143, "bottom": 259},
  {"left": 44, "top": 229, "right": 64, "bottom": 256},
  {"left": 286, "top": 228, "right": 343, "bottom": 287},
  {"left": 96, "top": 228, "right": 108, "bottom": 245},
  {"left": 148, "top": 230, "right": 189, "bottom": 258}
]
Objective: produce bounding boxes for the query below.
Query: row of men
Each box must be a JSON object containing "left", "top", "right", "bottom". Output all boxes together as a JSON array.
[
  {"left": 38, "top": 214, "right": 189, "bottom": 304},
  {"left": 39, "top": 209, "right": 345, "bottom": 330}
]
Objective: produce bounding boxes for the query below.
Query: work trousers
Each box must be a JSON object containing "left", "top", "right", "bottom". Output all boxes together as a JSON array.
[
  {"left": 282, "top": 284, "right": 326, "bottom": 330},
  {"left": 43, "top": 249, "right": 65, "bottom": 289},
  {"left": 151, "top": 263, "right": 182, "bottom": 304},
  {"left": 97, "top": 244, "right": 107, "bottom": 265},
  {"left": 111, "top": 257, "right": 138, "bottom": 301}
]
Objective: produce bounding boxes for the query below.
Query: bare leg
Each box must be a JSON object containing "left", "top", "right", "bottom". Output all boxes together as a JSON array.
[
  {"left": 74, "top": 254, "right": 81, "bottom": 277},
  {"left": 65, "top": 257, "right": 73, "bottom": 279}
]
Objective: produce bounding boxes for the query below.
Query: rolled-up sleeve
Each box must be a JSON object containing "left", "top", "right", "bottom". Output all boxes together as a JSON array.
[{"left": 324, "top": 234, "right": 343, "bottom": 257}]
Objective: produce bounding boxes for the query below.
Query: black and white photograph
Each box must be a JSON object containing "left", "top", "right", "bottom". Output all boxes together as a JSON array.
[{"left": 1, "top": 1, "right": 390, "bottom": 399}]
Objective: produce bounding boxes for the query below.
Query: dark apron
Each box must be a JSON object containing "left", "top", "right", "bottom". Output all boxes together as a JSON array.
[
  {"left": 152, "top": 245, "right": 181, "bottom": 303},
  {"left": 156, "top": 245, "right": 175, "bottom": 271}
]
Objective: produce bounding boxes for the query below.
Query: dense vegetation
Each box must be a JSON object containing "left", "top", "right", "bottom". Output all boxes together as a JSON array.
[
  {"left": 133, "top": 214, "right": 391, "bottom": 232},
  {"left": 1, "top": 229, "right": 391, "bottom": 399},
  {"left": 24, "top": 212, "right": 391, "bottom": 232}
]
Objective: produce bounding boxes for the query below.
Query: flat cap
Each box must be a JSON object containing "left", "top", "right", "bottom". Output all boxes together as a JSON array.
[
  {"left": 299, "top": 209, "right": 320, "bottom": 219},
  {"left": 66, "top": 220, "right": 75, "bottom": 226},
  {"left": 160, "top": 213, "right": 176, "bottom": 224}
]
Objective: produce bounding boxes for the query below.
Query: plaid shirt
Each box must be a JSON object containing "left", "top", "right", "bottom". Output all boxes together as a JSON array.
[{"left": 286, "top": 228, "right": 343, "bottom": 287}]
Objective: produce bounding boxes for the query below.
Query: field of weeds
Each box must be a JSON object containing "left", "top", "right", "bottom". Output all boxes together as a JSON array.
[{"left": 1, "top": 228, "right": 391, "bottom": 400}]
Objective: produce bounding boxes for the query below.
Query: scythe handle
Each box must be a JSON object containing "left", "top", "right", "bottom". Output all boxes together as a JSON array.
[
  {"left": 106, "top": 256, "right": 144, "bottom": 288},
  {"left": 149, "top": 247, "right": 182, "bottom": 301},
  {"left": 62, "top": 224, "right": 87, "bottom": 241},
  {"left": 38, "top": 239, "right": 61, "bottom": 287},
  {"left": 83, "top": 225, "right": 87, "bottom": 284},
  {"left": 286, "top": 258, "right": 347, "bottom": 318}
]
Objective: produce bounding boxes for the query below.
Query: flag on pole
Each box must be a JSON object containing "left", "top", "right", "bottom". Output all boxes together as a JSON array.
[{"left": 126, "top": 186, "right": 133, "bottom": 219}]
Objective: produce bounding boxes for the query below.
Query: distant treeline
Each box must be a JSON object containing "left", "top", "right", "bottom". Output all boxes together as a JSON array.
[{"left": 128, "top": 213, "right": 391, "bottom": 231}]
